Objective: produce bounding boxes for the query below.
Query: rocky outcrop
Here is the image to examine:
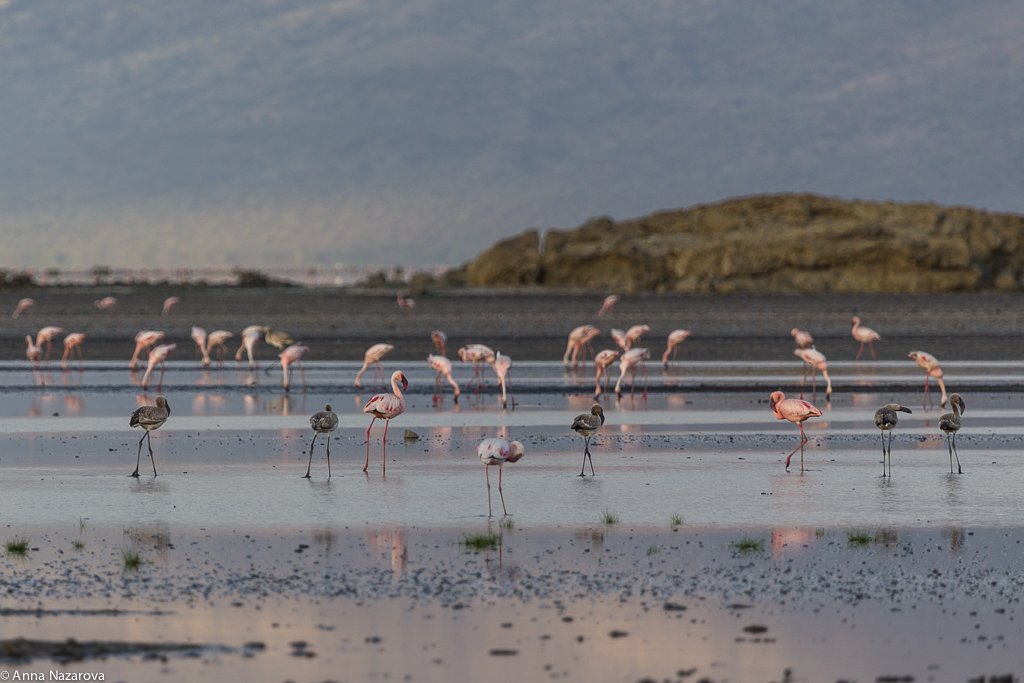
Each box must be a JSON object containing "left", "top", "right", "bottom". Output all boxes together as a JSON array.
[{"left": 461, "top": 193, "right": 1024, "bottom": 292}]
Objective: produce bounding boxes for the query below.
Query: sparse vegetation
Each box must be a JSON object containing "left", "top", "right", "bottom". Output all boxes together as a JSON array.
[
  {"left": 459, "top": 532, "right": 501, "bottom": 551},
  {"left": 72, "top": 540, "right": 86, "bottom": 551},
  {"left": 647, "top": 545, "right": 660, "bottom": 556},
  {"left": 730, "top": 536, "right": 765, "bottom": 553},
  {"left": 846, "top": 528, "right": 875, "bottom": 546},
  {"left": 5, "top": 536, "right": 30, "bottom": 555},
  {"left": 121, "top": 547, "right": 143, "bottom": 571},
  {"left": 600, "top": 510, "right": 620, "bottom": 525},
  {"left": 500, "top": 518, "right": 515, "bottom": 530},
  {"left": 670, "top": 514, "right": 684, "bottom": 528}
]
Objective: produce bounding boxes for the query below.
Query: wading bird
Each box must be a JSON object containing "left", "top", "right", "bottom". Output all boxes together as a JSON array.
[
  {"left": 610, "top": 328, "right": 629, "bottom": 352},
  {"left": 236, "top": 326, "right": 263, "bottom": 368},
  {"left": 362, "top": 370, "right": 408, "bottom": 475},
  {"left": 614, "top": 347, "right": 650, "bottom": 397},
  {"left": 162, "top": 297, "right": 180, "bottom": 316},
  {"left": 571, "top": 403, "right": 605, "bottom": 477},
  {"left": 61, "top": 333, "right": 86, "bottom": 371},
  {"left": 129, "top": 396, "right": 170, "bottom": 477},
  {"left": 662, "top": 329, "right": 691, "bottom": 367},
  {"left": 94, "top": 296, "right": 117, "bottom": 310},
  {"left": 851, "top": 317, "right": 881, "bottom": 361},
  {"left": 397, "top": 292, "right": 416, "bottom": 311},
  {"left": 431, "top": 330, "right": 447, "bottom": 356},
  {"left": 794, "top": 347, "right": 833, "bottom": 400},
  {"left": 874, "top": 403, "right": 913, "bottom": 477},
  {"left": 191, "top": 326, "right": 211, "bottom": 367},
  {"left": 493, "top": 352, "right": 514, "bottom": 408},
  {"left": 130, "top": 331, "right": 165, "bottom": 370},
  {"left": 141, "top": 344, "right": 175, "bottom": 389},
  {"left": 625, "top": 324, "right": 650, "bottom": 348},
  {"left": 478, "top": 438, "right": 525, "bottom": 516},
  {"left": 593, "top": 349, "right": 619, "bottom": 399},
  {"left": 263, "top": 327, "right": 295, "bottom": 351},
  {"left": 908, "top": 350, "right": 947, "bottom": 409},
  {"left": 355, "top": 343, "right": 394, "bottom": 388},
  {"left": 598, "top": 295, "right": 619, "bottom": 317},
  {"left": 206, "top": 330, "right": 233, "bottom": 365},
  {"left": 458, "top": 344, "right": 495, "bottom": 388},
  {"left": 24, "top": 336, "right": 42, "bottom": 367},
  {"left": 791, "top": 328, "right": 814, "bottom": 348},
  {"left": 938, "top": 393, "right": 966, "bottom": 474},
  {"left": 563, "top": 325, "right": 600, "bottom": 369},
  {"left": 305, "top": 403, "right": 339, "bottom": 478},
  {"left": 769, "top": 391, "right": 822, "bottom": 472},
  {"left": 427, "top": 354, "right": 460, "bottom": 401},
  {"left": 12, "top": 298, "right": 34, "bottom": 318},
  {"left": 36, "top": 326, "right": 64, "bottom": 361},
  {"left": 279, "top": 344, "right": 309, "bottom": 392}
]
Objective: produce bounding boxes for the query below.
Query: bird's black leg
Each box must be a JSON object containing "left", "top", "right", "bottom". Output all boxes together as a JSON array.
[
  {"left": 132, "top": 432, "right": 146, "bottom": 477},
  {"left": 305, "top": 433, "right": 317, "bottom": 478},
  {"left": 947, "top": 435, "right": 954, "bottom": 474},
  {"left": 326, "top": 434, "right": 331, "bottom": 479},
  {"left": 148, "top": 432, "right": 158, "bottom": 476},
  {"left": 579, "top": 439, "right": 589, "bottom": 477},
  {"left": 952, "top": 433, "right": 962, "bottom": 474}
]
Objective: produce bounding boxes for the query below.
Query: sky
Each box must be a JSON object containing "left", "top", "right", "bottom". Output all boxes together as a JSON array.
[{"left": 1, "top": 0, "right": 1022, "bottom": 269}]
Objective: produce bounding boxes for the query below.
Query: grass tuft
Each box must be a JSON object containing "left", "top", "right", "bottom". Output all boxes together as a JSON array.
[
  {"left": 459, "top": 532, "right": 501, "bottom": 551},
  {"left": 72, "top": 540, "right": 86, "bottom": 551},
  {"left": 670, "top": 514, "right": 684, "bottom": 528},
  {"left": 600, "top": 510, "right": 620, "bottom": 525},
  {"left": 500, "top": 518, "right": 515, "bottom": 531},
  {"left": 647, "top": 544, "right": 660, "bottom": 556},
  {"left": 730, "top": 536, "right": 765, "bottom": 553},
  {"left": 121, "top": 547, "right": 143, "bottom": 571},
  {"left": 846, "top": 528, "right": 875, "bottom": 546},
  {"left": 5, "top": 536, "right": 30, "bottom": 555}
]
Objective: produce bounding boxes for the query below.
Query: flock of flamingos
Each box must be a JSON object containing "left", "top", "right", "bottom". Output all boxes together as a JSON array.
[{"left": 11, "top": 293, "right": 967, "bottom": 517}]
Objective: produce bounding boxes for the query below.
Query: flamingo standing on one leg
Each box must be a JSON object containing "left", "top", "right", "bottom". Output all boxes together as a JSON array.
[
  {"left": 280, "top": 344, "right": 309, "bottom": 392},
  {"left": 162, "top": 297, "right": 180, "bottom": 316},
  {"left": 874, "top": 403, "right": 912, "bottom": 477},
  {"left": 662, "top": 329, "right": 691, "bottom": 367},
  {"left": 427, "top": 354, "right": 460, "bottom": 401},
  {"left": 908, "top": 350, "right": 948, "bottom": 409},
  {"left": 141, "top": 344, "right": 175, "bottom": 389},
  {"left": 191, "top": 326, "right": 211, "bottom": 367},
  {"left": 36, "top": 326, "right": 64, "bottom": 361},
  {"left": 794, "top": 347, "right": 833, "bottom": 400},
  {"left": 431, "top": 330, "right": 447, "bottom": 356},
  {"left": 851, "top": 317, "right": 881, "bottom": 361},
  {"left": 129, "top": 396, "right": 170, "bottom": 477},
  {"left": 598, "top": 295, "right": 619, "bottom": 317},
  {"left": 571, "top": 403, "right": 605, "bottom": 477},
  {"left": 769, "top": 391, "right": 822, "bottom": 472},
  {"left": 305, "top": 403, "right": 339, "bottom": 478},
  {"left": 362, "top": 370, "right": 408, "bottom": 475},
  {"left": 206, "top": 330, "right": 233, "bottom": 365},
  {"left": 12, "top": 298, "right": 34, "bottom": 318},
  {"left": 614, "top": 348, "right": 650, "bottom": 397},
  {"left": 593, "top": 349, "right": 619, "bottom": 399},
  {"left": 396, "top": 292, "right": 416, "bottom": 311},
  {"left": 791, "top": 328, "right": 814, "bottom": 348},
  {"left": 493, "top": 352, "right": 514, "bottom": 408},
  {"left": 478, "top": 438, "right": 525, "bottom": 516},
  {"left": 562, "top": 325, "right": 600, "bottom": 369},
  {"left": 130, "top": 331, "right": 165, "bottom": 370},
  {"left": 938, "top": 393, "right": 966, "bottom": 474},
  {"left": 24, "top": 336, "right": 42, "bottom": 367},
  {"left": 356, "top": 343, "right": 394, "bottom": 389},
  {"left": 458, "top": 344, "right": 495, "bottom": 389},
  {"left": 61, "top": 333, "right": 86, "bottom": 371}
]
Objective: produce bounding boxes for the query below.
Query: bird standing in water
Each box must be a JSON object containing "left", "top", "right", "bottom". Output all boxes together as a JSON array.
[
  {"left": 477, "top": 438, "right": 525, "bottom": 516},
  {"left": 305, "top": 403, "right": 339, "bottom": 478},
  {"left": 129, "top": 396, "right": 170, "bottom": 477},
  {"left": 571, "top": 403, "right": 605, "bottom": 477},
  {"left": 873, "top": 403, "right": 912, "bottom": 477},
  {"left": 769, "top": 391, "right": 822, "bottom": 472},
  {"left": 362, "top": 371, "right": 408, "bottom": 474},
  {"left": 938, "top": 393, "right": 966, "bottom": 474}
]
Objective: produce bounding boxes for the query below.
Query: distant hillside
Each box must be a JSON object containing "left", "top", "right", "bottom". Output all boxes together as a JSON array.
[{"left": 459, "top": 194, "right": 1024, "bottom": 293}]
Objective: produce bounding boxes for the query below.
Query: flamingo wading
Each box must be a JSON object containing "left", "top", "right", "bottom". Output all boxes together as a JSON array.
[
  {"left": 938, "top": 393, "right": 966, "bottom": 474},
  {"left": 478, "top": 438, "right": 525, "bottom": 516},
  {"left": 851, "top": 317, "right": 881, "bottom": 361},
  {"left": 571, "top": 403, "right": 605, "bottom": 477},
  {"left": 769, "top": 391, "right": 822, "bottom": 472},
  {"left": 305, "top": 404, "right": 339, "bottom": 478},
  {"left": 362, "top": 371, "right": 408, "bottom": 474},
  {"left": 874, "top": 403, "right": 912, "bottom": 477},
  {"left": 908, "top": 350, "right": 948, "bottom": 409},
  {"left": 129, "top": 396, "right": 170, "bottom": 477}
]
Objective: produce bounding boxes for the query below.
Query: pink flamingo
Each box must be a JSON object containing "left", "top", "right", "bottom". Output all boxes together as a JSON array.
[
  {"left": 61, "top": 333, "right": 86, "bottom": 371},
  {"left": 356, "top": 343, "right": 394, "bottom": 388},
  {"left": 610, "top": 328, "right": 629, "bottom": 352},
  {"left": 162, "top": 297, "right": 180, "bottom": 316},
  {"left": 206, "top": 330, "right": 234, "bottom": 365},
  {"left": 130, "top": 331, "right": 165, "bottom": 370},
  {"left": 362, "top": 370, "right": 408, "bottom": 474},
  {"left": 661, "top": 329, "right": 691, "bottom": 367},
  {"left": 598, "top": 295, "right": 619, "bottom": 317},
  {"left": 562, "top": 325, "right": 600, "bottom": 368},
  {"left": 24, "top": 336, "right": 42, "bottom": 367},
  {"left": 593, "top": 349, "right": 619, "bottom": 398},
  {"left": 794, "top": 347, "right": 832, "bottom": 400},
  {"left": 769, "top": 391, "right": 822, "bottom": 472},
  {"left": 142, "top": 343, "right": 176, "bottom": 389},
  {"left": 396, "top": 292, "right": 415, "bottom": 311},
  {"left": 791, "top": 328, "right": 814, "bottom": 348},
  {"left": 908, "top": 350, "right": 947, "bottom": 409},
  {"left": 12, "top": 298, "right": 34, "bottom": 318},
  {"left": 478, "top": 438, "right": 525, "bottom": 516},
  {"left": 851, "top": 317, "right": 881, "bottom": 361},
  {"left": 235, "top": 325, "right": 263, "bottom": 367},
  {"left": 279, "top": 344, "right": 309, "bottom": 392},
  {"left": 458, "top": 344, "right": 495, "bottom": 388},
  {"left": 36, "top": 326, "right": 64, "bottom": 361},
  {"left": 625, "top": 324, "right": 650, "bottom": 348},
  {"left": 614, "top": 347, "right": 650, "bottom": 397},
  {"left": 493, "top": 352, "right": 514, "bottom": 407},
  {"left": 431, "top": 330, "right": 447, "bottom": 356},
  {"left": 94, "top": 296, "right": 117, "bottom": 310},
  {"left": 427, "top": 354, "right": 460, "bottom": 401},
  {"left": 191, "top": 326, "right": 211, "bottom": 367}
]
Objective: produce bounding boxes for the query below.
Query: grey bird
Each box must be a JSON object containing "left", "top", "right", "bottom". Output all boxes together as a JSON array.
[
  {"left": 938, "top": 393, "right": 966, "bottom": 474},
  {"left": 873, "top": 403, "right": 912, "bottom": 477},
  {"left": 306, "top": 403, "right": 340, "bottom": 478},
  {"left": 129, "top": 396, "right": 170, "bottom": 477},
  {"left": 263, "top": 326, "right": 296, "bottom": 351},
  {"left": 571, "top": 403, "right": 605, "bottom": 477}
]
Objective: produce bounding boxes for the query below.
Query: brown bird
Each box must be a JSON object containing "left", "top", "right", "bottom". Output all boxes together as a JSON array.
[
  {"left": 571, "top": 403, "right": 605, "bottom": 477},
  {"left": 129, "top": 396, "right": 170, "bottom": 477},
  {"left": 938, "top": 393, "right": 966, "bottom": 474},
  {"left": 873, "top": 403, "right": 912, "bottom": 477}
]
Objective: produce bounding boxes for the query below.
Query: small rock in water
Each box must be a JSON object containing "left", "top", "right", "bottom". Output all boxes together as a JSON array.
[{"left": 404, "top": 430, "right": 420, "bottom": 441}]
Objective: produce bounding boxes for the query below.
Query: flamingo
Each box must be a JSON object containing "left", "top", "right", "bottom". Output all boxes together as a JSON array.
[
  {"left": 662, "top": 329, "right": 691, "bottom": 367},
  {"left": 769, "top": 391, "right": 822, "bottom": 472},
  {"left": 593, "top": 349, "right": 619, "bottom": 398},
  {"left": 191, "top": 326, "right": 211, "bottom": 367},
  {"left": 851, "top": 317, "right": 881, "bottom": 361},
  {"left": 305, "top": 403, "right": 339, "bottom": 478},
  {"left": 206, "top": 330, "right": 233, "bottom": 365},
  {"left": 12, "top": 298, "right": 34, "bottom": 318},
  {"left": 427, "top": 354, "right": 460, "bottom": 401},
  {"left": 356, "top": 343, "right": 394, "bottom": 388},
  {"left": 362, "top": 370, "right": 408, "bottom": 474},
  {"left": 24, "top": 335, "right": 42, "bottom": 367},
  {"left": 397, "top": 292, "right": 416, "bottom": 311},
  {"left": 791, "top": 328, "right": 814, "bottom": 348},
  {"left": 129, "top": 396, "right": 170, "bottom": 477},
  {"left": 431, "top": 330, "right": 447, "bottom": 356},
  {"left": 478, "top": 438, "right": 525, "bottom": 516},
  {"left": 458, "top": 344, "right": 495, "bottom": 388},
  {"left": 908, "top": 350, "right": 948, "bottom": 409},
  {"left": 794, "top": 347, "right": 833, "bottom": 400},
  {"left": 264, "top": 326, "right": 295, "bottom": 351},
  {"left": 94, "top": 296, "right": 117, "bottom": 310},
  {"left": 162, "top": 297, "right": 180, "bottom": 316},
  {"left": 874, "top": 403, "right": 912, "bottom": 477},
  {"left": 614, "top": 347, "right": 650, "bottom": 397},
  {"left": 571, "top": 403, "right": 605, "bottom": 477},
  {"left": 598, "top": 295, "right": 619, "bottom": 317},
  {"left": 562, "top": 325, "right": 600, "bottom": 369},
  {"left": 235, "top": 325, "right": 263, "bottom": 363},
  {"left": 493, "top": 352, "right": 514, "bottom": 408},
  {"left": 610, "top": 328, "right": 629, "bottom": 352},
  {"left": 280, "top": 344, "right": 309, "bottom": 392},
  {"left": 130, "top": 331, "right": 165, "bottom": 370},
  {"left": 36, "top": 326, "right": 64, "bottom": 361},
  {"left": 61, "top": 333, "right": 86, "bottom": 371},
  {"left": 625, "top": 324, "right": 650, "bottom": 348},
  {"left": 141, "top": 344, "right": 175, "bottom": 389},
  {"left": 938, "top": 393, "right": 966, "bottom": 474}
]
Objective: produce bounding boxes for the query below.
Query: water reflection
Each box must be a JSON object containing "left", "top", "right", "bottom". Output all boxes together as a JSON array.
[
  {"left": 770, "top": 527, "right": 817, "bottom": 556},
  {"left": 367, "top": 528, "right": 407, "bottom": 574}
]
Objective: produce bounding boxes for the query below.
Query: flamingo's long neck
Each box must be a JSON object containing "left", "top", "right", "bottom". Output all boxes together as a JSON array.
[{"left": 391, "top": 375, "right": 405, "bottom": 401}]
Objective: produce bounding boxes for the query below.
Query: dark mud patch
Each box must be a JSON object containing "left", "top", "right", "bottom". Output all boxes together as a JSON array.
[{"left": 0, "top": 637, "right": 233, "bottom": 663}]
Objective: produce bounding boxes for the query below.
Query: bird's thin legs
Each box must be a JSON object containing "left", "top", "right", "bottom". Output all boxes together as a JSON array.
[
  {"left": 785, "top": 424, "right": 810, "bottom": 472},
  {"left": 326, "top": 434, "right": 331, "bottom": 478},
  {"left": 880, "top": 431, "right": 887, "bottom": 476},
  {"left": 579, "top": 438, "right": 590, "bottom": 477},
  {"left": 950, "top": 433, "right": 962, "bottom": 474},
  {"left": 296, "top": 360, "right": 306, "bottom": 392},
  {"left": 923, "top": 375, "right": 930, "bottom": 410},
  {"left": 147, "top": 432, "right": 158, "bottom": 476},
  {"left": 381, "top": 419, "right": 389, "bottom": 475},
  {"left": 364, "top": 417, "right": 376, "bottom": 472},
  {"left": 869, "top": 342, "right": 877, "bottom": 361},
  {"left": 855, "top": 343, "right": 865, "bottom": 361},
  {"left": 132, "top": 431, "right": 146, "bottom": 477},
  {"left": 485, "top": 466, "right": 492, "bottom": 517},
  {"left": 498, "top": 466, "right": 507, "bottom": 516},
  {"left": 304, "top": 433, "right": 318, "bottom": 478}
]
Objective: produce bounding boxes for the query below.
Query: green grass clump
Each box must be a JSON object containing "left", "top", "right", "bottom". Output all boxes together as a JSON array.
[
  {"left": 846, "top": 528, "right": 875, "bottom": 546},
  {"left": 600, "top": 510, "right": 620, "bottom": 525},
  {"left": 459, "top": 532, "right": 501, "bottom": 551},
  {"left": 72, "top": 540, "right": 86, "bottom": 551},
  {"left": 647, "top": 544, "right": 660, "bottom": 556},
  {"left": 670, "top": 514, "right": 684, "bottom": 528},
  {"left": 5, "top": 536, "right": 30, "bottom": 555},
  {"left": 500, "top": 518, "right": 515, "bottom": 531},
  {"left": 121, "top": 547, "right": 143, "bottom": 571},
  {"left": 730, "top": 536, "right": 765, "bottom": 553}
]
